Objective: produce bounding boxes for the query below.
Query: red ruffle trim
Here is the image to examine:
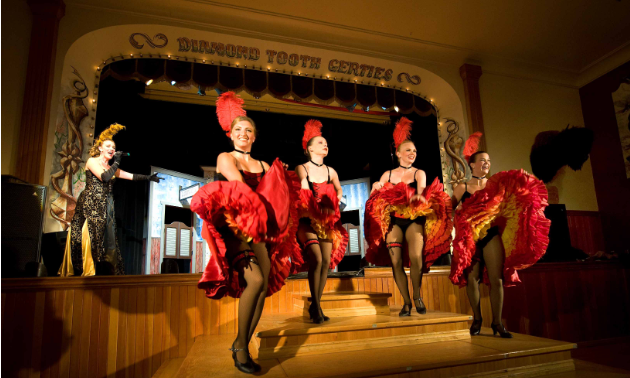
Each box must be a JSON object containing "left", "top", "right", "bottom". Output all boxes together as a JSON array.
[
  {"left": 364, "top": 178, "right": 453, "bottom": 271},
  {"left": 290, "top": 183, "right": 349, "bottom": 273},
  {"left": 191, "top": 159, "right": 294, "bottom": 299},
  {"left": 449, "top": 169, "right": 551, "bottom": 288}
]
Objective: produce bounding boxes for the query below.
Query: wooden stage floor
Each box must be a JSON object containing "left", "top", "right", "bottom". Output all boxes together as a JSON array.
[{"left": 163, "top": 309, "right": 584, "bottom": 378}]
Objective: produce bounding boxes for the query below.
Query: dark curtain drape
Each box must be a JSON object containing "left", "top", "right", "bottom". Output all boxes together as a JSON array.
[
  {"left": 95, "top": 69, "right": 440, "bottom": 274},
  {"left": 102, "top": 59, "right": 436, "bottom": 116}
]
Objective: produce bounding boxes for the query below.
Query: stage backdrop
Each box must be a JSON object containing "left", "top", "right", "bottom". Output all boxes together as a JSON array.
[{"left": 42, "top": 24, "right": 467, "bottom": 234}]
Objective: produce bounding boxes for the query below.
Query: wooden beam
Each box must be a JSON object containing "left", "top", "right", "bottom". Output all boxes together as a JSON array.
[
  {"left": 15, "top": 0, "right": 65, "bottom": 184},
  {"left": 459, "top": 63, "right": 487, "bottom": 151}
]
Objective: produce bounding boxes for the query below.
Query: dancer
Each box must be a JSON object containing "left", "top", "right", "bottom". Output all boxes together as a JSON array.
[
  {"left": 450, "top": 132, "right": 551, "bottom": 338},
  {"left": 59, "top": 123, "right": 161, "bottom": 277},
  {"left": 365, "top": 117, "right": 453, "bottom": 316},
  {"left": 191, "top": 92, "right": 295, "bottom": 374},
  {"left": 292, "top": 120, "right": 349, "bottom": 323}
]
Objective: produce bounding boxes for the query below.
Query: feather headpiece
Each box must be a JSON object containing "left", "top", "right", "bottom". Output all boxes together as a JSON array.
[
  {"left": 393, "top": 117, "right": 412, "bottom": 149},
  {"left": 463, "top": 132, "right": 483, "bottom": 162},
  {"left": 216, "top": 92, "right": 246, "bottom": 137},
  {"left": 96, "top": 123, "right": 125, "bottom": 146},
  {"left": 302, "top": 119, "right": 323, "bottom": 150},
  {"left": 90, "top": 123, "right": 125, "bottom": 157}
]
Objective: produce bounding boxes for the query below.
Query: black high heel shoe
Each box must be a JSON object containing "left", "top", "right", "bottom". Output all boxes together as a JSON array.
[
  {"left": 229, "top": 345, "right": 256, "bottom": 374},
  {"left": 309, "top": 302, "right": 325, "bottom": 324},
  {"left": 399, "top": 303, "right": 412, "bottom": 317},
  {"left": 491, "top": 323, "right": 513, "bottom": 338},
  {"left": 320, "top": 305, "right": 330, "bottom": 321},
  {"left": 413, "top": 298, "right": 427, "bottom": 315},
  {"left": 309, "top": 302, "right": 330, "bottom": 321},
  {"left": 470, "top": 318, "right": 482, "bottom": 336},
  {"left": 249, "top": 355, "right": 261, "bottom": 372}
]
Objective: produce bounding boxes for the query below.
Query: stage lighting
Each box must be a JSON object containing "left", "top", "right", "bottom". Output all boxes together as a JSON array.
[
  {"left": 215, "top": 88, "right": 224, "bottom": 95},
  {"left": 365, "top": 106, "right": 370, "bottom": 112},
  {"left": 198, "top": 86, "right": 206, "bottom": 96},
  {"left": 171, "top": 80, "right": 176, "bottom": 85},
  {"left": 346, "top": 103, "right": 356, "bottom": 112},
  {"left": 145, "top": 79, "right": 153, "bottom": 86},
  {"left": 394, "top": 106, "right": 399, "bottom": 112}
]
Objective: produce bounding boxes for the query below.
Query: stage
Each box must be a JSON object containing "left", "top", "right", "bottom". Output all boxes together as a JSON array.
[
  {"left": 2, "top": 263, "right": 629, "bottom": 377},
  {"left": 162, "top": 297, "right": 578, "bottom": 378},
  {"left": 170, "top": 324, "right": 576, "bottom": 378}
]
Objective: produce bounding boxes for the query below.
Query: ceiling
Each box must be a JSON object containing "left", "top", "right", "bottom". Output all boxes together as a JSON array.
[{"left": 68, "top": 0, "right": 630, "bottom": 83}]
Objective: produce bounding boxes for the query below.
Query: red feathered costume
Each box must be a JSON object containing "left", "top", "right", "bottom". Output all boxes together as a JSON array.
[
  {"left": 289, "top": 120, "right": 349, "bottom": 273},
  {"left": 364, "top": 178, "right": 453, "bottom": 270},
  {"left": 191, "top": 92, "right": 297, "bottom": 299},
  {"left": 364, "top": 117, "right": 453, "bottom": 271},
  {"left": 449, "top": 169, "right": 551, "bottom": 287}
]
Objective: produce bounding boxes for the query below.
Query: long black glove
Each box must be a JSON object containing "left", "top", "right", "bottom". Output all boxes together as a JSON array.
[
  {"left": 133, "top": 173, "right": 163, "bottom": 183},
  {"left": 101, "top": 152, "right": 123, "bottom": 182}
]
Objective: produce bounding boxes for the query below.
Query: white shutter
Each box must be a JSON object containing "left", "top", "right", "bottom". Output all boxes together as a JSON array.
[
  {"left": 349, "top": 228, "right": 360, "bottom": 253},
  {"left": 180, "top": 229, "right": 191, "bottom": 257},
  {"left": 165, "top": 228, "right": 177, "bottom": 256}
]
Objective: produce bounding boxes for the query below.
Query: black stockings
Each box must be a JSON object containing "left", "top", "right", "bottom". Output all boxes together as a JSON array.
[
  {"left": 226, "top": 237, "right": 270, "bottom": 364},
  {"left": 298, "top": 223, "right": 332, "bottom": 317},
  {"left": 466, "top": 234, "right": 505, "bottom": 325},
  {"left": 387, "top": 222, "right": 425, "bottom": 305}
]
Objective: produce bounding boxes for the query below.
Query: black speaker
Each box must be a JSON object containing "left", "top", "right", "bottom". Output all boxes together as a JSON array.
[
  {"left": 540, "top": 204, "right": 587, "bottom": 262},
  {"left": 1, "top": 177, "right": 47, "bottom": 277}
]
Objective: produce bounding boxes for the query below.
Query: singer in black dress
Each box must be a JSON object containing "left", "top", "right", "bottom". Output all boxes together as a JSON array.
[{"left": 59, "top": 124, "right": 161, "bottom": 276}]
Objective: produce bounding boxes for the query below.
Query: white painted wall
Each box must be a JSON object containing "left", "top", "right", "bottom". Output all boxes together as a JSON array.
[{"left": 480, "top": 73, "right": 598, "bottom": 210}]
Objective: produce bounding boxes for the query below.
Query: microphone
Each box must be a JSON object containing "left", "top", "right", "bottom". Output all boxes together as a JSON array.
[{"left": 116, "top": 152, "right": 131, "bottom": 157}]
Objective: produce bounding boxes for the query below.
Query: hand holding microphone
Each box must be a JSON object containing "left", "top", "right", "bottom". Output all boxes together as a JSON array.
[{"left": 113, "top": 151, "right": 130, "bottom": 163}]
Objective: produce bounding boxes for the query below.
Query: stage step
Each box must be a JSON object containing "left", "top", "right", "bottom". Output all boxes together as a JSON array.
[
  {"left": 253, "top": 309, "right": 472, "bottom": 360},
  {"left": 172, "top": 331, "right": 576, "bottom": 378},
  {"left": 293, "top": 291, "right": 392, "bottom": 318}
]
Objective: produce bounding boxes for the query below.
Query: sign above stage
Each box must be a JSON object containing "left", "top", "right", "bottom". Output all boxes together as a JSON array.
[
  {"left": 179, "top": 183, "right": 200, "bottom": 201},
  {"left": 128, "top": 33, "right": 421, "bottom": 86}
]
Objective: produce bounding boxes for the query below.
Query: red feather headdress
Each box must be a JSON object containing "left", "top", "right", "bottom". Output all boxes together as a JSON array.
[
  {"left": 302, "top": 119, "right": 323, "bottom": 150},
  {"left": 393, "top": 117, "right": 412, "bottom": 149},
  {"left": 463, "top": 132, "right": 483, "bottom": 162},
  {"left": 216, "top": 92, "right": 246, "bottom": 137}
]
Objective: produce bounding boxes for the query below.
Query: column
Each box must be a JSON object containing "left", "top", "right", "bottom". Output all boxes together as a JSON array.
[
  {"left": 459, "top": 63, "right": 487, "bottom": 151},
  {"left": 15, "top": 0, "right": 65, "bottom": 184}
]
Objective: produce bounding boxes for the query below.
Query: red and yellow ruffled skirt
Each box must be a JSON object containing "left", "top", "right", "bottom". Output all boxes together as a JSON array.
[
  {"left": 364, "top": 178, "right": 453, "bottom": 271},
  {"left": 190, "top": 159, "right": 298, "bottom": 299},
  {"left": 449, "top": 169, "right": 551, "bottom": 287},
  {"left": 290, "top": 182, "right": 349, "bottom": 273}
]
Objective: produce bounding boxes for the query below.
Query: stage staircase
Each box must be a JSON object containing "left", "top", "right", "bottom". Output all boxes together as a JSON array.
[{"left": 154, "top": 291, "right": 577, "bottom": 378}]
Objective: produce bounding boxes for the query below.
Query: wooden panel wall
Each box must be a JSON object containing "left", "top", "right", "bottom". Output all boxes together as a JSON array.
[
  {"left": 566, "top": 210, "right": 606, "bottom": 255},
  {"left": 2, "top": 262, "right": 628, "bottom": 377}
]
